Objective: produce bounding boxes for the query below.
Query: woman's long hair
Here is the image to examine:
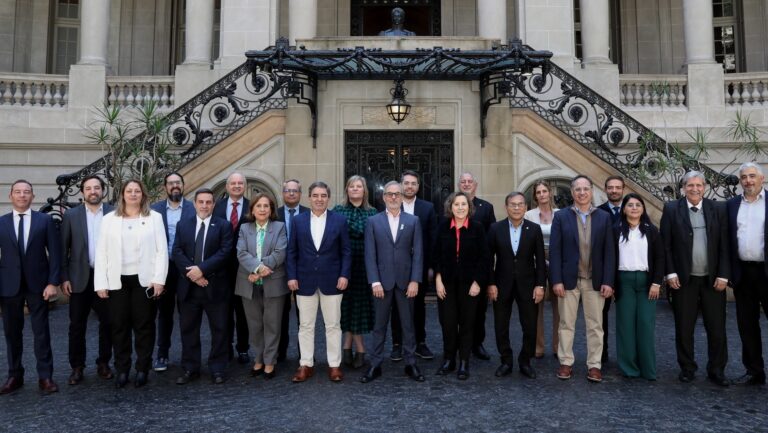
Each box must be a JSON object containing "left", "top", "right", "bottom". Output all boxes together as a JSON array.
[
  {"left": 115, "top": 179, "right": 150, "bottom": 217},
  {"left": 618, "top": 193, "right": 651, "bottom": 242},
  {"left": 531, "top": 179, "right": 558, "bottom": 210},
  {"left": 342, "top": 175, "right": 373, "bottom": 210}
]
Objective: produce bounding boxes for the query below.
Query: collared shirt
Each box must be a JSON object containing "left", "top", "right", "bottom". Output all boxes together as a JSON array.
[
  {"left": 572, "top": 204, "right": 597, "bottom": 225},
  {"left": 687, "top": 199, "right": 701, "bottom": 211},
  {"left": 284, "top": 205, "right": 299, "bottom": 238},
  {"left": 737, "top": 190, "right": 765, "bottom": 262},
  {"left": 85, "top": 204, "right": 104, "bottom": 267},
  {"left": 618, "top": 226, "right": 649, "bottom": 271},
  {"left": 255, "top": 221, "right": 269, "bottom": 265},
  {"left": 310, "top": 210, "right": 327, "bottom": 251},
  {"left": 226, "top": 197, "right": 244, "bottom": 225},
  {"left": 12, "top": 209, "right": 30, "bottom": 251},
  {"left": 166, "top": 198, "right": 184, "bottom": 257},
  {"left": 386, "top": 208, "right": 401, "bottom": 242},
  {"left": 402, "top": 198, "right": 416, "bottom": 215},
  {"left": 509, "top": 219, "right": 523, "bottom": 255},
  {"left": 450, "top": 218, "right": 470, "bottom": 258},
  {"left": 195, "top": 215, "right": 212, "bottom": 261}
]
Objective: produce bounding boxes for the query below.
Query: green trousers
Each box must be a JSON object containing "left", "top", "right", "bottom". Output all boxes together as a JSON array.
[{"left": 616, "top": 271, "right": 657, "bottom": 380}]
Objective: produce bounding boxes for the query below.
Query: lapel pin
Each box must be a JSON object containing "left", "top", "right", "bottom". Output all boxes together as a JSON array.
[{"left": 400, "top": 224, "right": 404, "bottom": 231}]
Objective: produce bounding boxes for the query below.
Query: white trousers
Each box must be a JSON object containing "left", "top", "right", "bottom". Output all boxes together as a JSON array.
[{"left": 296, "top": 290, "right": 343, "bottom": 368}]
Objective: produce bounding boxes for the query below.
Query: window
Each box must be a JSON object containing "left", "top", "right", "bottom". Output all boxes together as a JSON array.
[
  {"left": 171, "top": 0, "right": 221, "bottom": 68},
  {"left": 573, "top": 0, "right": 622, "bottom": 70},
  {"left": 51, "top": 0, "right": 80, "bottom": 74},
  {"left": 713, "top": 0, "right": 742, "bottom": 73}
]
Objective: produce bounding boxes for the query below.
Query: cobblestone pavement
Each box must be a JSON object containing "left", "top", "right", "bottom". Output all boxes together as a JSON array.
[{"left": 0, "top": 300, "right": 766, "bottom": 433}]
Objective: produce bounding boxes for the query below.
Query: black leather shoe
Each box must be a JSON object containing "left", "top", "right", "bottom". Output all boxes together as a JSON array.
[
  {"left": 390, "top": 345, "right": 403, "bottom": 362},
  {"left": 360, "top": 366, "right": 382, "bottom": 383},
  {"left": 134, "top": 371, "right": 148, "bottom": 388},
  {"left": 405, "top": 365, "right": 425, "bottom": 382},
  {"left": 472, "top": 345, "right": 491, "bottom": 361},
  {"left": 707, "top": 373, "right": 730, "bottom": 387},
  {"left": 495, "top": 363, "right": 514, "bottom": 377},
  {"left": 520, "top": 364, "right": 537, "bottom": 379},
  {"left": 237, "top": 352, "right": 251, "bottom": 364},
  {"left": 733, "top": 372, "right": 766, "bottom": 386},
  {"left": 68, "top": 367, "right": 84, "bottom": 385},
  {"left": 250, "top": 367, "right": 264, "bottom": 377},
  {"left": 115, "top": 373, "right": 129, "bottom": 389},
  {"left": 457, "top": 361, "right": 470, "bottom": 380},
  {"left": 415, "top": 343, "right": 434, "bottom": 360},
  {"left": 212, "top": 373, "right": 226, "bottom": 385},
  {"left": 436, "top": 359, "right": 456, "bottom": 376},
  {"left": 678, "top": 370, "right": 695, "bottom": 383},
  {"left": 176, "top": 371, "right": 200, "bottom": 385},
  {"left": 264, "top": 369, "right": 276, "bottom": 380}
]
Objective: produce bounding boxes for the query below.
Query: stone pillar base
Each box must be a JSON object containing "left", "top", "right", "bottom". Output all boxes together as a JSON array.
[
  {"left": 686, "top": 63, "right": 725, "bottom": 109},
  {"left": 575, "top": 63, "right": 620, "bottom": 106},
  {"left": 68, "top": 64, "right": 107, "bottom": 109},
  {"left": 174, "top": 63, "right": 218, "bottom": 107}
]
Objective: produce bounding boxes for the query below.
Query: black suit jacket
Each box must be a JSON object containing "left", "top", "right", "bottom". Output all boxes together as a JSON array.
[
  {"left": 433, "top": 218, "right": 490, "bottom": 288},
  {"left": 726, "top": 191, "right": 768, "bottom": 285},
  {"left": 598, "top": 201, "right": 622, "bottom": 225},
  {"left": 660, "top": 197, "right": 731, "bottom": 286},
  {"left": 612, "top": 222, "right": 665, "bottom": 289},
  {"left": 0, "top": 211, "right": 61, "bottom": 296},
  {"left": 277, "top": 205, "right": 310, "bottom": 223},
  {"left": 472, "top": 196, "right": 496, "bottom": 232},
  {"left": 213, "top": 196, "right": 251, "bottom": 278},
  {"left": 403, "top": 198, "right": 437, "bottom": 274},
  {"left": 171, "top": 216, "right": 234, "bottom": 302},
  {"left": 60, "top": 203, "right": 114, "bottom": 293},
  {"left": 488, "top": 219, "right": 546, "bottom": 294}
]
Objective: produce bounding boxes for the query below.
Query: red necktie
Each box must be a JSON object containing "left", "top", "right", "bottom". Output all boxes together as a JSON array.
[{"left": 230, "top": 202, "right": 239, "bottom": 231}]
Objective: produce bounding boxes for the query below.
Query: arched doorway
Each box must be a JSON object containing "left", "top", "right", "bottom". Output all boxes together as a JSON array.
[{"left": 212, "top": 178, "right": 277, "bottom": 204}]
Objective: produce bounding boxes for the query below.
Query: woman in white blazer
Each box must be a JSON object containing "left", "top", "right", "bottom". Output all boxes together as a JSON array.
[{"left": 95, "top": 179, "right": 168, "bottom": 388}]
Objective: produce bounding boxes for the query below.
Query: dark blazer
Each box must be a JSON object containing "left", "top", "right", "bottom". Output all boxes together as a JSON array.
[
  {"left": 549, "top": 207, "right": 616, "bottom": 291},
  {"left": 150, "top": 198, "right": 195, "bottom": 245},
  {"left": 433, "top": 218, "right": 490, "bottom": 288},
  {"left": 472, "top": 196, "right": 496, "bottom": 232},
  {"left": 0, "top": 211, "right": 61, "bottom": 297},
  {"left": 213, "top": 196, "right": 251, "bottom": 276},
  {"left": 277, "top": 205, "right": 310, "bottom": 223},
  {"left": 364, "top": 211, "right": 423, "bottom": 291},
  {"left": 60, "top": 203, "right": 114, "bottom": 293},
  {"left": 285, "top": 210, "right": 352, "bottom": 296},
  {"left": 660, "top": 197, "right": 731, "bottom": 286},
  {"left": 726, "top": 192, "right": 768, "bottom": 285},
  {"left": 612, "top": 222, "right": 665, "bottom": 289},
  {"left": 488, "top": 219, "right": 546, "bottom": 293},
  {"left": 598, "top": 201, "right": 622, "bottom": 225},
  {"left": 171, "top": 216, "right": 234, "bottom": 302},
  {"left": 403, "top": 198, "right": 437, "bottom": 273}
]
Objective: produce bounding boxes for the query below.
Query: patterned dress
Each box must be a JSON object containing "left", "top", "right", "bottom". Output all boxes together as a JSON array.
[{"left": 333, "top": 204, "right": 377, "bottom": 334}]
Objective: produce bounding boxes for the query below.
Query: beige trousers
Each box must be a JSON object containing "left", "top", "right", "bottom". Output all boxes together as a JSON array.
[
  {"left": 557, "top": 278, "right": 605, "bottom": 369},
  {"left": 297, "top": 290, "right": 343, "bottom": 368}
]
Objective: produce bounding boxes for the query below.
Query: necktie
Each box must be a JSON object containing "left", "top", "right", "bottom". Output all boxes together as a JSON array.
[
  {"left": 194, "top": 222, "right": 205, "bottom": 264},
  {"left": 230, "top": 202, "right": 239, "bottom": 231},
  {"left": 613, "top": 206, "right": 620, "bottom": 216},
  {"left": 691, "top": 206, "right": 699, "bottom": 213},
  {"left": 287, "top": 208, "right": 296, "bottom": 237},
  {"left": 17, "top": 213, "right": 25, "bottom": 257}
]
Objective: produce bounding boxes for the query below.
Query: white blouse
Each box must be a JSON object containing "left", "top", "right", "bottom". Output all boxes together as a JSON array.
[
  {"left": 524, "top": 207, "right": 559, "bottom": 247},
  {"left": 618, "top": 226, "right": 649, "bottom": 272},
  {"left": 121, "top": 217, "right": 142, "bottom": 275}
]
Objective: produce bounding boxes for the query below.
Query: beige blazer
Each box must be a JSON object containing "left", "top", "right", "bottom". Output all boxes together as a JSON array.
[{"left": 236, "top": 220, "right": 288, "bottom": 299}]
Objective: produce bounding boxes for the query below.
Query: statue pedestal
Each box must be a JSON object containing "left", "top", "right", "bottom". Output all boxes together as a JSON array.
[{"left": 297, "top": 37, "right": 496, "bottom": 51}]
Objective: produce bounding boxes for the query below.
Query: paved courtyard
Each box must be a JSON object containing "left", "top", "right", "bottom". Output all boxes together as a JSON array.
[{"left": 1, "top": 299, "right": 766, "bottom": 433}]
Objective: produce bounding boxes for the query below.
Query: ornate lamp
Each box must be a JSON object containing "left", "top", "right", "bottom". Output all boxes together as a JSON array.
[{"left": 386, "top": 78, "right": 411, "bottom": 124}]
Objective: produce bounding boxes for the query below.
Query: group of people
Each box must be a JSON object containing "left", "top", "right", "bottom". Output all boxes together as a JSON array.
[{"left": 1, "top": 162, "right": 767, "bottom": 395}]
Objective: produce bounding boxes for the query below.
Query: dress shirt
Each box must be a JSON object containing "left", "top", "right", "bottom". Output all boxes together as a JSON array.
[
  {"left": 194, "top": 215, "right": 212, "bottom": 261},
  {"left": 736, "top": 191, "right": 765, "bottom": 262},
  {"left": 573, "top": 205, "right": 596, "bottom": 225},
  {"left": 284, "top": 205, "right": 300, "bottom": 238},
  {"left": 618, "top": 226, "right": 649, "bottom": 271},
  {"left": 509, "top": 219, "right": 523, "bottom": 255},
  {"left": 254, "top": 221, "right": 269, "bottom": 273},
  {"left": 402, "top": 198, "right": 415, "bottom": 215},
  {"left": 165, "top": 199, "right": 185, "bottom": 257},
  {"left": 12, "top": 209, "right": 31, "bottom": 252},
  {"left": 226, "top": 197, "right": 244, "bottom": 223},
  {"left": 85, "top": 204, "right": 104, "bottom": 267},
  {"left": 386, "top": 209, "right": 401, "bottom": 242},
  {"left": 310, "top": 210, "right": 327, "bottom": 251}
]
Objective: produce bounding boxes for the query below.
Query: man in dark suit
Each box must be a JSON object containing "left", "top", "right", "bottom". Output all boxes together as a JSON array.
[
  {"left": 550, "top": 175, "right": 615, "bottom": 383},
  {"left": 60, "top": 175, "right": 114, "bottom": 385},
  {"left": 276, "top": 178, "right": 309, "bottom": 361},
  {"left": 361, "top": 181, "right": 425, "bottom": 383},
  {"left": 596, "top": 175, "right": 625, "bottom": 363},
  {"left": 389, "top": 170, "right": 437, "bottom": 362},
  {"left": 727, "top": 162, "right": 768, "bottom": 386},
  {"left": 488, "top": 192, "right": 546, "bottom": 379},
  {"left": 0, "top": 179, "right": 61, "bottom": 395},
  {"left": 150, "top": 172, "right": 195, "bottom": 372},
  {"left": 286, "top": 181, "right": 351, "bottom": 383},
  {"left": 212, "top": 172, "right": 251, "bottom": 364},
  {"left": 458, "top": 171, "right": 495, "bottom": 361},
  {"left": 661, "top": 170, "right": 731, "bottom": 386},
  {"left": 172, "top": 188, "right": 234, "bottom": 385}
]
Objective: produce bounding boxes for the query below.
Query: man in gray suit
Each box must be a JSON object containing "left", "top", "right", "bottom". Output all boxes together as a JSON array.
[
  {"left": 361, "top": 181, "right": 425, "bottom": 383},
  {"left": 60, "top": 175, "right": 114, "bottom": 385}
]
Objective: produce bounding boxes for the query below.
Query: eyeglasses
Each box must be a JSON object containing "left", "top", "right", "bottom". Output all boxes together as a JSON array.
[
  {"left": 283, "top": 189, "right": 300, "bottom": 194},
  {"left": 384, "top": 192, "right": 402, "bottom": 198},
  {"left": 506, "top": 203, "right": 526, "bottom": 209}
]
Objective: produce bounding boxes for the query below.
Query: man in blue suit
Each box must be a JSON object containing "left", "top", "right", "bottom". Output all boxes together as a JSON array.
[
  {"left": 286, "top": 181, "right": 351, "bottom": 383},
  {"left": 150, "top": 172, "right": 195, "bottom": 372},
  {"left": 0, "top": 180, "right": 62, "bottom": 395},
  {"left": 172, "top": 188, "right": 233, "bottom": 385},
  {"left": 361, "top": 180, "right": 425, "bottom": 383},
  {"left": 550, "top": 175, "right": 615, "bottom": 383}
]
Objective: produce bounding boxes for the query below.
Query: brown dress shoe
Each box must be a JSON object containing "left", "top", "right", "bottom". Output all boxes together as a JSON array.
[
  {"left": 68, "top": 367, "right": 84, "bottom": 385},
  {"left": 0, "top": 377, "right": 23, "bottom": 395},
  {"left": 587, "top": 367, "right": 603, "bottom": 383},
  {"left": 291, "top": 366, "right": 315, "bottom": 383},
  {"left": 556, "top": 364, "right": 573, "bottom": 380},
  {"left": 96, "top": 363, "right": 114, "bottom": 380},
  {"left": 328, "top": 367, "right": 343, "bottom": 382},
  {"left": 38, "top": 378, "right": 59, "bottom": 394}
]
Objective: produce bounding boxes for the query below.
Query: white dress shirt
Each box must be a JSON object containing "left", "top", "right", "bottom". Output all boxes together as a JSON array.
[
  {"left": 195, "top": 215, "right": 212, "bottom": 261},
  {"left": 737, "top": 190, "right": 765, "bottom": 262},
  {"left": 402, "top": 198, "right": 416, "bottom": 215},
  {"left": 310, "top": 210, "right": 327, "bottom": 251},
  {"left": 85, "top": 204, "right": 104, "bottom": 267},
  {"left": 12, "top": 209, "right": 31, "bottom": 251},
  {"left": 121, "top": 217, "right": 143, "bottom": 274},
  {"left": 618, "top": 226, "right": 649, "bottom": 271},
  {"left": 386, "top": 209, "right": 401, "bottom": 242}
]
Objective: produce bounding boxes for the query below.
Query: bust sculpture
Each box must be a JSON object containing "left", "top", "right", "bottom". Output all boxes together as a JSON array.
[{"left": 379, "top": 7, "right": 416, "bottom": 36}]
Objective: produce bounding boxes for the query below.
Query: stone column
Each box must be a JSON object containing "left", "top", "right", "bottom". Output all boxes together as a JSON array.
[
  {"left": 580, "top": 0, "right": 612, "bottom": 65},
  {"left": 478, "top": 0, "right": 506, "bottom": 42},
  {"left": 184, "top": 0, "right": 215, "bottom": 65},
  {"left": 683, "top": 0, "right": 716, "bottom": 65},
  {"left": 289, "top": 0, "right": 318, "bottom": 45},
  {"left": 78, "top": 0, "right": 110, "bottom": 65}
]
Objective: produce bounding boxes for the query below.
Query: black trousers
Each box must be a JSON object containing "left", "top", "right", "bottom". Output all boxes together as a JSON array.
[
  {"left": 69, "top": 269, "right": 112, "bottom": 369},
  {"left": 278, "top": 292, "right": 300, "bottom": 358},
  {"left": 371, "top": 287, "right": 417, "bottom": 368},
  {"left": 602, "top": 296, "right": 612, "bottom": 358},
  {"left": 227, "top": 278, "right": 250, "bottom": 356},
  {"left": 0, "top": 279, "right": 53, "bottom": 380},
  {"left": 472, "top": 288, "right": 488, "bottom": 348},
  {"left": 390, "top": 281, "right": 427, "bottom": 346},
  {"left": 734, "top": 261, "right": 768, "bottom": 376},
  {"left": 493, "top": 283, "right": 538, "bottom": 367},
  {"left": 109, "top": 275, "right": 158, "bottom": 374},
  {"left": 155, "top": 260, "right": 179, "bottom": 358},
  {"left": 438, "top": 279, "right": 478, "bottom": 362},
  {"left": 179, "top": 286, "right": 229, "bottom": 375},
  {"left": 671, "top": 275, "right": 728, "bottom": 375}
]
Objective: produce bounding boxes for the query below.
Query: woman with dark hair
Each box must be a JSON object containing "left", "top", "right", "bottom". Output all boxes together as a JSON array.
[
  {"left": 95, "top": 179, "right": 168, "bottom": 388},
  {"left": 614, "top": 193, "right": 664, "bottom": 380},
  {"left": 236, "top": 193, "right": 288, "bottom": 380},
  {"left": 434, "top": 191, "right": 490, "bottom": 379}
]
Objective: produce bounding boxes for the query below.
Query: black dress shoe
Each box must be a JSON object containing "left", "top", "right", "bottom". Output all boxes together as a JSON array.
[
  {"left": 0, "top": 377, "right": 23, "bottom": 395},
  {"left": 472, "top": 345, "right": 491, "bottom": 361},
  {"left": 495, "top": 363, "right": 514, "bottom": 377},
  {"left": 115, "top": 373, "right": 129, "bottom": 389},
  {"left": 415, "top": 343, "right": 434, "bottom": 360},
  {"left": 707, "top": 373, "right": 730, "bottom": 387},
  {"left": 520, "top": 364, "right": 537, "bottom": 379},
  {"left": 436, "top": 359, "right": 456, "bottom": 376},
  {"left": 360, "top": 366, "right": 382, "bottom": 383},
  {"left": 457, "top": 361, "right": 470, "bottom": 380},
  {"left": 405, "top": 365, "right": 425, "bottom": 382},
  {"left": 264, "top": 369, "right": 276, "bottom": 380},
  {"left": 68, "top": 367, "right": 84, "bottom": 385},
  {"left": 250, "top": 367, "right": 264, "bottom": 377},
  {"left": 390, "top": 345, "right": 403, "bottom": 362},
  {"left": 212, "top": 373, "right": 226, "bottom": 385},
  {"left": 134, "top": 371, "right": 148, "bottom": 388},
  {"left": 176, "top": 371, "right": 200, "bottom": 385},
  {"left": 237, "top": 352, "right": 251, "bottom": 364},
  {"left": 733, "top": 372, "right": 766, "bottom": 386},
  {"left": 678, "top": 370, "right": 695, "bottom": 383}
]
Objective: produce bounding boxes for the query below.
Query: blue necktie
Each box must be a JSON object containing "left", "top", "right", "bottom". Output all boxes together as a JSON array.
[
  {"left": 287, "top": 208, "right": 296, "bottom": 237},
  {"left": 17, "top": 213, "right": 25, "bottom": 257}
]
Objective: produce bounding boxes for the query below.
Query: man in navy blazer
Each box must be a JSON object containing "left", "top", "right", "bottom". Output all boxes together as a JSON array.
[
  {"left": 286, "top": 181, "right": 351, "bottom": 383},
  {"left": 0, "top": 180, "right": 62, "bottom": 395},
  {"left": 550, "top": 175, "right": 615, "bottom": 383},
  {"left": 726, "top": 162, "right": 768, "bottom": 386},
  {"left": 150, "top": 172, "right": 195, "bottom": 371},
  {"left": 172, "top": 188, "right": 234, "bottom": 385},
  {"left": 361, "top": 181, "right": 425, "bottom": 383}
]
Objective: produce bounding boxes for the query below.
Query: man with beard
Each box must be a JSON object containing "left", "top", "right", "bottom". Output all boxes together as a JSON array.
[
  {"left": 60, "top": 175, "right": 114, "bottom": 384},
  {"left": 597, "top": 175, "right": 625, "bottom": 363},
  {"left": 151, "top": 172, "right": 195, "bottom": 371}
]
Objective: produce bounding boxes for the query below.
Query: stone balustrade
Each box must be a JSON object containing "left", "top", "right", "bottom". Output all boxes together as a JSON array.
[
  {"left": 725, "top": 73, "right": 768, "bottom": 106},
  {"left": 619, "top": 74, "right": 688, "bottom": 108},
  {"left": 106, "top": 76, "right": 175, "bottom": 109},
  {"left": 0, "top": 74, "right": 69, "bottom": 107}
]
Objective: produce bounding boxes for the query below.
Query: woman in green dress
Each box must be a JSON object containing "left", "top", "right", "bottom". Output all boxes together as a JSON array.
[{"left": 333, "top": 175, "right": 377, "bottom": 369}]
